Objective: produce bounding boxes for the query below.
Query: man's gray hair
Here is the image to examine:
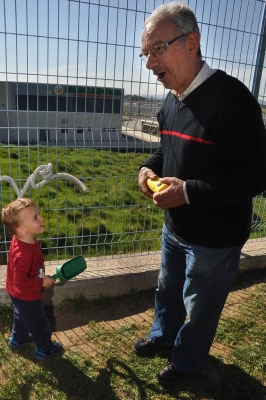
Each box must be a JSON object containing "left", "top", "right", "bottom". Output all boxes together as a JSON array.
[
  {"left": 144, "top": 2, "right": 201, "bottom": 56},
  {"left": 144, "top": 2, "right": 200, "bottom": 37}
]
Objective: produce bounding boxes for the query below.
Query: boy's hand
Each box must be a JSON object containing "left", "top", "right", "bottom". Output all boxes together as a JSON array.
[{"left": 42, "top": 275, "right": 55, "bottom": 287}]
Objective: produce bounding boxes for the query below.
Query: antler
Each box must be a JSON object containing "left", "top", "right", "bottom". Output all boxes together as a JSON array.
[
  {"left": 0, "top": 163, "right": 88, "bottom": 198},
  {"left": 0, "top": 176, "right": 21, "bottom": 198}
]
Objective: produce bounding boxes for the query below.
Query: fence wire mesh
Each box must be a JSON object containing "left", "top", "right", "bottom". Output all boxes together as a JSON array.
[{"left": 0, "top": 0, "right": 266, "bottom": 265}]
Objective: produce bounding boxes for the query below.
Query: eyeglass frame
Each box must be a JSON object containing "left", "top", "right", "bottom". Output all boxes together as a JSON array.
[{"left": 139, "top": 32, "right": 190, "bottom": 61}]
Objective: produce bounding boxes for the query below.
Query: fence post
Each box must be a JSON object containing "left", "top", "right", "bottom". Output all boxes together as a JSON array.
[{"left": 252, "top": 3, "right": 266, "bottom": 100}]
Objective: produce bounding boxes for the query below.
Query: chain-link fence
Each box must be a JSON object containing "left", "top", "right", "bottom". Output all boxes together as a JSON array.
[{"left": 0, "top": 0, "right": 265, "bottom": 265}]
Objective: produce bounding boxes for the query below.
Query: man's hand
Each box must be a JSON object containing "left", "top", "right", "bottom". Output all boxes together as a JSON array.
[
  {"left": 138, "top": 168, "right": 157, "bottom": 199},
  {"left": 138, "top": 171, "right": 187, "bottom": 209},
  {"left": 152, "top": 177, "right": 187, "bottom": 209}
]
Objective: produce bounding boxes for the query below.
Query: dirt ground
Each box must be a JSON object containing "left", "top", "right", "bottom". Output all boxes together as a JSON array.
[
  {"left": 46, "top": 288, "right": 154, "bottom": 333},
  {"left": 45, "top": 269, "right": 266, "bottom": 360}
]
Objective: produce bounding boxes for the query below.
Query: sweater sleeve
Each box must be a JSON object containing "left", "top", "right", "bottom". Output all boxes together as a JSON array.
[
  {"left": 139, "top": 144, "right": 164, "bottom": 177},
  {"left": 139, "top": 95, "right": 172, "bottom": 177},
  {"left": 186, "top": 77, "right": 266, "bottom": 206}
]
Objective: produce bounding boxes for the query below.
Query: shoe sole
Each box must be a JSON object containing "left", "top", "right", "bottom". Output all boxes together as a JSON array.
[
  {"left": 8, "top": 341, "right": 34, "bottom": 350},
  {"left": 132, "top": 344, "right": 172, "bottom": 356},
  {"left": 157, "top": 373, "right": 188, "bottom": 387},
  {"left": 34, "top": 347, "right": 64, "bottom": 361}
]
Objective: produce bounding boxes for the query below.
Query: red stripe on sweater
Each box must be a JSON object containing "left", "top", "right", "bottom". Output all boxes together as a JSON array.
[{"left": 160, "top": 130, "right": 216, "bottom": 145}]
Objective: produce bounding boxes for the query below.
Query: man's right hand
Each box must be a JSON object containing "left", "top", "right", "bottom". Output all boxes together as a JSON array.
[{"left": 138, "top": 168, "right": 157, "bottom": 199}]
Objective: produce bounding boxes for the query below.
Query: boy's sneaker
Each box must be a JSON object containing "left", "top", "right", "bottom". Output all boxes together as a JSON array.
[
  {"left": 8, "top": 336, "right": 34, "bottom": 350},
  {"left": 34, "top": 341, "right": 63, "bottom": 360}
]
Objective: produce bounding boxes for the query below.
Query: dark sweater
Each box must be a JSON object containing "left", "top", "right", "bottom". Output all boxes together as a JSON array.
[{"left": 140, "top": 70, "right": 266, "bottom": 247}]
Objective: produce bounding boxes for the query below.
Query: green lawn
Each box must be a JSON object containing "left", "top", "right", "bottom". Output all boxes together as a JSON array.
[
  {"left": 0, "top": 146, "right": 164, "bottom": 262},
  {"left": 0, "top": 145, "right": 265, "bottom": 263}
]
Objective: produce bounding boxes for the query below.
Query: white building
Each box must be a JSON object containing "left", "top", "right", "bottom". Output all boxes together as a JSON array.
[{"left": 0, "top": 81, "right": 124, "bottom": 146}]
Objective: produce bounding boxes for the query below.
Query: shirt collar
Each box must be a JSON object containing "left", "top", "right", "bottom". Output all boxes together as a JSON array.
[{"left": 172, "top": 61, "right": 216, "bottom": 101}]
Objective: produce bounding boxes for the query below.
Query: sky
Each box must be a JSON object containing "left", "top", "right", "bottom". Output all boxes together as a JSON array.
[{"left": 0, "top": 0, "right": 266, "bottom": 99}]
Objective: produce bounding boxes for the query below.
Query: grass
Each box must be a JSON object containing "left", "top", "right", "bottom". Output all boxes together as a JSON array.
[
  {"left": 0, "top": 145, "right": 265, "bottom": 263},
  {"left": 0, "top": 146, "right": 165, "bottom": 263},
  {"left": 0, "top": 270, "right": 265, "bottom": 400}
]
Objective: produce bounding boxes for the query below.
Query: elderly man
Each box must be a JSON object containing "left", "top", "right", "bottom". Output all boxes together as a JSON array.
[{"left": 133, "top": 1, "right": 266, "bottom": 387}]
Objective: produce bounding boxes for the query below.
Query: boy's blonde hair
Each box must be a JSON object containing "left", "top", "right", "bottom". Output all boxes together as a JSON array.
[{"left": 2, "top": 198, "right": 37, "bottom": 234}]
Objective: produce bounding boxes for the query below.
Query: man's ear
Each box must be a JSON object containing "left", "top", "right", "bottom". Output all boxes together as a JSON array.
[{"left": 186, "top": 32, "right": 200, "bottom": 57}]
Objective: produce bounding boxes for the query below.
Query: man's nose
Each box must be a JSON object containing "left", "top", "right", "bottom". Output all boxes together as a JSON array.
[{"left": 145, "top": 53, "right": 159, "bottom": 69}]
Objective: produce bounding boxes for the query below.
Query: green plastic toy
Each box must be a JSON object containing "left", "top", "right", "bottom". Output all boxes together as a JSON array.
[{"left": 51, "top": 256, "right": 87, "bottom": 281}]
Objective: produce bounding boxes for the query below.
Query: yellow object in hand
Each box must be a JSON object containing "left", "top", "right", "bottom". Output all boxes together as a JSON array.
[{"left": 147, "top": 178, "right": 169, "bottom": 193}]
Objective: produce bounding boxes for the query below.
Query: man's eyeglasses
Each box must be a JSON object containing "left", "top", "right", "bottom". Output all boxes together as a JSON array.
[{"left": 139, "top": 33, "right": 190, "bottom": 62}]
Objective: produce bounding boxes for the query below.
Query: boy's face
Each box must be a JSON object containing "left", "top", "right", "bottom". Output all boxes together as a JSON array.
[{"left": 17, "top": 205, "right": 45, "bottom": 237}]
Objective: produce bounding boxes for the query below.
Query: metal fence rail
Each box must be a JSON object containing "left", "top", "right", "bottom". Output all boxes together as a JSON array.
[{"left": 0, "top": 0, "right": 265, "bottom": 265}]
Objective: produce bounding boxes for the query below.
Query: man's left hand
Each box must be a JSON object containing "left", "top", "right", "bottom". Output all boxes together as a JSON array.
[{"left": 152, "top": 177, "right": 187, "bottom": 209}]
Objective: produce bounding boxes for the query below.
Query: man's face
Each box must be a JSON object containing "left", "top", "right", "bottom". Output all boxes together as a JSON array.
[{"left": 141, "top": 19, "right": 198, "bottom": 94}]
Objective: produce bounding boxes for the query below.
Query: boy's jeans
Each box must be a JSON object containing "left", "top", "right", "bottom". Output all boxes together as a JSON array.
[
  {"left": 150, "top": 224, "right": 243, "bottom": 374},
  {"left": 10, "top": 296, "right": 54, "bottom": 353}
]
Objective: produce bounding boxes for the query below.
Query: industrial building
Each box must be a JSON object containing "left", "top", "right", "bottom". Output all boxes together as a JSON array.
[{"left": 0, "top": 81, "right": 124, "bottom": 146}]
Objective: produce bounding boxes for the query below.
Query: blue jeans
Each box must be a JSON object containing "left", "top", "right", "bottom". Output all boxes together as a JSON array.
[
  {"left": 10, "top": 296, "right": 55, "bottom": 353},
  {"left": 150, "top": 224, "right": 243, "bottom": 375}
]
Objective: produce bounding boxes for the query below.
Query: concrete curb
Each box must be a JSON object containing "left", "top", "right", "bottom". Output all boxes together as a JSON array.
[{"left": 0, "top": 240, "right": 265, "bottom": 306}]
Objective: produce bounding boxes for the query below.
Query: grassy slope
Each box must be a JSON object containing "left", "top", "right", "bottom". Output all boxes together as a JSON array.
[{"left": 0, "top": 145, "right": 265, "bottom": 262}]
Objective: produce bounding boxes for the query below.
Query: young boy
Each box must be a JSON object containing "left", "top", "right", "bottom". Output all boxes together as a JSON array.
[{"left": 1, "top": 198, "right": 63, "bottom": 360}]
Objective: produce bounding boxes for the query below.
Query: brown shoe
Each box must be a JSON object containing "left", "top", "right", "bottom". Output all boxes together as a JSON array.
[{"left": 158, "top": 363, "right": 189, "bottom": 387}]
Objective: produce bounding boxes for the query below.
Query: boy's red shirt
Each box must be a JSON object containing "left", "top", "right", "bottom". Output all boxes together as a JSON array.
[{"left": 6, "top": 235, "right": 45, "bottom": 301}]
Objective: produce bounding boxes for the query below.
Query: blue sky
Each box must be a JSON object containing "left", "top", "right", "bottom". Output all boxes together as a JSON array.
[{"left": 0, "top": 0, "right": 265, "bottom": 98}]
